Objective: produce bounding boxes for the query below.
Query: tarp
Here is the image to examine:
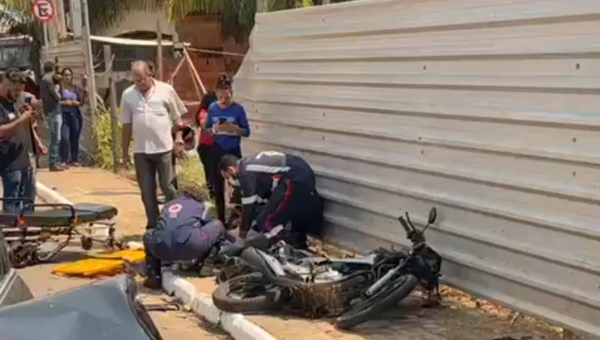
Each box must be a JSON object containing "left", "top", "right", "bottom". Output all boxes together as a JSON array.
[{"left": 0, "top": 275, "right": 163, "bottom": 340}]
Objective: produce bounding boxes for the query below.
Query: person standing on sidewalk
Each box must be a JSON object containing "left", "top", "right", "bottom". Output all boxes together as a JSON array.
[
  {"left": 205, "top": 73, "right": 251, "bottom": 223},
  {"left": 14, "top": 76, "right": 47, "bottom": 171},
  {"left": 10, "top": 70, "right": 47, "bottom": 210},
  {"left": 39, "top": 61, "right": 64, "bottom": 172},
  {"left": 0, "top": 71, "right": 38, "bottom": 212},
  {"left": 196, "top": 92, "right": 217, "bottom": 198},
  {"left": 120, "top": 60, "right": 187, "bottom": 230},
  {"left": 58, "top": 67, "right": 83, "bottom": 167}
]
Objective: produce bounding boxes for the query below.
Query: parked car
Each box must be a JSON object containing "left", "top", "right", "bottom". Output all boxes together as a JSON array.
[{"left": 0, "top": 230, "right": 164, "bottom": 340}]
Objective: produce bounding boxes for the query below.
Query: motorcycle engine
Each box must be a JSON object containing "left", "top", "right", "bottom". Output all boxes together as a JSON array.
[{"left": 313, "top": 267, "right": 344, "bottom": 283}]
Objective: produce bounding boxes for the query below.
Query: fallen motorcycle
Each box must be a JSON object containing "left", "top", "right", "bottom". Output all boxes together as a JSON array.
[
  {"left": 212, "top": 244, "right": 374, "bottom": 317},
  {"left": 335, "top": 207, "right": 442, "bottom": 330},
  {"left": 215, "top": 238, "right": 363, "bottom": 283}
]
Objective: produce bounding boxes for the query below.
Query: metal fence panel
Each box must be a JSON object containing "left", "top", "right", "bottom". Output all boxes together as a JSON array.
[{"left": 233, "top": 0, "right": 600, "bottom": 337}]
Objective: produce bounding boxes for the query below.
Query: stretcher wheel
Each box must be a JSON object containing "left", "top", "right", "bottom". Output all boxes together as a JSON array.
[
  {"left": 81, "top": 236, "right": 93, "bottom": 251},
  {"left": 9, "top": 244, "right": 38, "bottom": 268},
  {"left": 103, "top": 238, "right": 124, "bottom": 251}
]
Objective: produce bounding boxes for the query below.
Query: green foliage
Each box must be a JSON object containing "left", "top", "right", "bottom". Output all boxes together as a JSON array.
[
  {"left": 93, "top": 108, "right": 208, "bottom": 198},
  {"left": 2, "top": 0, "right": 335, "bottom": 48},
  {"left": 88, "top": 0, "right": 165, "bottom": 34},
  {"left": 0, "top": 2, "right": 43, "bottom": 76},
  {"left": 182, "top": 0, "right": 313, "bottom": 42},
  {"left": 93, "top": 109, "right": 124, "bottom": 170},
  {"left": 177, "top": 156, "right": 209, "bottom": 200}
]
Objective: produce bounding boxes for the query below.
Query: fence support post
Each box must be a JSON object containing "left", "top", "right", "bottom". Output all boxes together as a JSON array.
[
  {"left": 103, "top": 44, "right": 120, "bottom": 173},
  {"left": 81, "top": 0, "right": 97, "bottom": 112},
  {"left": 256, "top": 0, "right": 264, "bottom": 13},
  {"left": 156, "top": 20, "right": 163, "bottom": 81}
]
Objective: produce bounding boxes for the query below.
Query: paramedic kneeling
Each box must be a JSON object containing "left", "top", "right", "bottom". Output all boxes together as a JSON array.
[
  {"left": 219, "top": 151, "right": 324, "bottom": 248},
  {"left": 142, "top": 191, "right": 231, "bottom": 289}
]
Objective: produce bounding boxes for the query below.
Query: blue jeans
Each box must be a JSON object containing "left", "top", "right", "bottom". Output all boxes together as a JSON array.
[
  {"left": 1, "top": 167, "right": 35, "bottom": 213},
  {"left": 60, "top": 111, "right": 81, "bottom": 163},
  {"left": 46, "top": 108, "right": 62, "bottom": 167}
]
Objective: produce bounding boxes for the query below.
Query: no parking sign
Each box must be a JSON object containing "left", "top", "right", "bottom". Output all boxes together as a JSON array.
[{"left": 31, "top": 0, "right": 55, "bottom": 23}]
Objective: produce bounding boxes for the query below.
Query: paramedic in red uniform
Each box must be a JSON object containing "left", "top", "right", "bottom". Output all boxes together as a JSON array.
[{"left": 218, "top": 151, "right": 324, "bottom": 248}]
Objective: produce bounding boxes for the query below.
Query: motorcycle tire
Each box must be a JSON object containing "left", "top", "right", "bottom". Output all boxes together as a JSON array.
[
  {"left": 212, "top": 272, "right": 282, "bottom": 313},
  {"left": 335, "top": 274, "right": 419, "bottom": 330},
  {"left": 216, "top": 257, "right": 256, "bottom": 284}
]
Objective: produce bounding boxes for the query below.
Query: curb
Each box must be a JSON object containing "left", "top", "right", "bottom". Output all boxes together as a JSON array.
[
  {"left": 36, "top": 182, "right": 73, "bottom": 205},
  {"left": 36, "top": 180, "right": 277, "bottom": 340},
  {"left": 162, "top": 270, "right": 277, "bottom": 340}
]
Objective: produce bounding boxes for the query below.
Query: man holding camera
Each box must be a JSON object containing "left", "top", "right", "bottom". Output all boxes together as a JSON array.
[
  {"left": 39, "top": 61, "right": 63, "bottom": 172},
  {"left": 0, "top": 69, "right": 38, "bottom": 212}
]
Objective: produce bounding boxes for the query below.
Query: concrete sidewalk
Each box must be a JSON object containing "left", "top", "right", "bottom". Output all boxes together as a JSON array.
[
  {"left": 37, "top": 167, "right": 146, "bottom": 238},
  {"left": 36, "top": 167, "right": 274, "bottom": 340}
]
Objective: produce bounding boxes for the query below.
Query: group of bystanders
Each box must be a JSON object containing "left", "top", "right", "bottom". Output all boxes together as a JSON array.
[{"left": 0, "top": 62, "right": 84, "bottom": 212}]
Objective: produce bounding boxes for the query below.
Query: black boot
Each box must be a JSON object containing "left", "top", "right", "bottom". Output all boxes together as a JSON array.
[{"left": 143, "top": 252, "right": 162, "bottom": 290}]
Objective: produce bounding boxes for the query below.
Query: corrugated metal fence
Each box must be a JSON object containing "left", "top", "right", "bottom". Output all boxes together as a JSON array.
[{"left": 234, "top": 0, "right": 600, "bottom": 337}]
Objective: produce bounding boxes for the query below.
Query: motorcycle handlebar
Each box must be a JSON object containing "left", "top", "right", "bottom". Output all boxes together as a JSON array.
[{"left": 397, "top": 216, "right": 412, "bottom": 235}]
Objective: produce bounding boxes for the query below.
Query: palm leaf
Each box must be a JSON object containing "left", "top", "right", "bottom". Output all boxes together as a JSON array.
[
  {"left": 3, "top": 0, "right": 326, "bottom": 46},
  {"left": 0, "top": 3, "right": 42, "bottom": 75},
  {"left": 88, "top": 0, "right": 166, "bottom": 33},
  {"left": 167, "top": 0, "right": 315, "bottom": 42}
]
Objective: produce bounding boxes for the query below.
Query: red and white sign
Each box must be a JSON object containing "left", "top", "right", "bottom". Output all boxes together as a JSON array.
[{"left": 31, "top": 0, "right": 55, "bottom": 23}]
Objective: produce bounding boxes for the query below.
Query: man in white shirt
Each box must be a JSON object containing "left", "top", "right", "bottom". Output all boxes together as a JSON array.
[{"left": 120, "top": 61, "right": 187, "bottom": 230}]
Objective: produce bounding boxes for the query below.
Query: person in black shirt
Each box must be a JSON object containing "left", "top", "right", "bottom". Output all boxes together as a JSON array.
[
  {"left": 0, "top": 70, "right": 37, "bottom": 212},
  {"left": 219, "top": 151, "right": 324, "bottom": 248},
  {"left": 39, "top": 61, "right": 64, "bottom": 172},
  {"left": 11, "top": 70, "right": 47, "bottom": 209}
]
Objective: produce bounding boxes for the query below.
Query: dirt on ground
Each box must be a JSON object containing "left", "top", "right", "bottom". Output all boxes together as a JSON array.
[{"left": 186, "top": 273, "right": 575, "bottom": 340}]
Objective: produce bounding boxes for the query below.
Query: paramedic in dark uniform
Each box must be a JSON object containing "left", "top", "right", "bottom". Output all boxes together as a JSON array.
[
  {"left": 142, "top": 190, "right": 233, "bottom": 289},
  {"left": 219, "top": 151, "right": 324, "bottom": 248}
]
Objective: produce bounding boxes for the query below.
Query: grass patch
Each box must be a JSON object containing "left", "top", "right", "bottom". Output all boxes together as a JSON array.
[
  {"left": 176, "top": 155, "right": 209, "bottom": 200},
  {"left": 94, "top": 109, "right": 125, "bottom": 170},
  {"left": 93, "top": 107, "right": 209, "bottom": 198}
]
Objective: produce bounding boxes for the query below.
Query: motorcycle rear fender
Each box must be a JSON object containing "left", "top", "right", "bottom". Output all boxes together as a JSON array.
[
  {"left": 257, "top": 249, "right": 286, "bottom": 277},
  {"left": 240, "top": 248, "right": 285, "bottom": 278}
]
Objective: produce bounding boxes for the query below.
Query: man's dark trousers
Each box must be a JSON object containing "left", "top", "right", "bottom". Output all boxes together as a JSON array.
[{"left": 254, "top": 178, "right": 323, "bottom": 247}]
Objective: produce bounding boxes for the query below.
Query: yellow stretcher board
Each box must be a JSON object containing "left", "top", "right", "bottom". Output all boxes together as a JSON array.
[{"left": 52, "top": 249, "right": 145, "bottom": 278}]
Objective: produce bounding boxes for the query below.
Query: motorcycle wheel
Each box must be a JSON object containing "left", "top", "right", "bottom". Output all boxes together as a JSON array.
[
  {"left": 335, "top": 274, "right": 419, "bottom": 330},
  {"left": 216, "top": 257, "right": 256, "bottom": 284},
  {"left": 212, "top": 272, "right": 283, "bottom": 313}
]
